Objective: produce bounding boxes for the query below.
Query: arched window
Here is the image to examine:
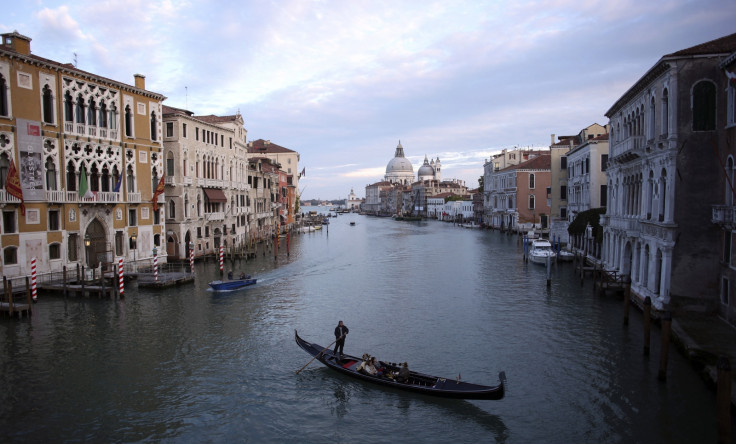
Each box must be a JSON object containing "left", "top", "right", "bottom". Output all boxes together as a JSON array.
[
  {"left": 647, "top": 170, "right": 654, "bottom": 219},
  {"left": 661, "top": 88, "right": 669, "bottom": 136},
  {"left": 659, "top": 169, "right": 667, "bottom": 222},
  {"left": 75, "top": 95, "right": 85, "bottom": 124},
  {"left": 101, "top": 166, "right": 110, "bottom": 192},
  {"left": 109, "top": 104, "right": 118, "bottom": 130},
  {"left": 99, "top": 102, "right": 108, "bottom": 128},
  {"left": 45, "top": 157, "right": 57, "bottom": 190},
  {"left": 0, "top": 74, "right": 7, "bottom": 117},
  {"left": 0, "top": 153, "right": 8, "bottom": 190},
  {"left": 529, "top": 194, "right": 535, "bottom": 209},
  {"left": 125, "top": 105, "right": 132, "bottom": 137},
  {"left": 64, "top": 91, "right": 73, "bottom": 122},
  {"left": 66, "top": 161, "right": 77, "bottom": 192},
  {"left": 87, "top": 99, "right": 97, "bottom": 126},
  {"left": 150, "top": 111, "right": 157, "bottom": 141},
  {"left": 90, "top": 163, "right": 100, "bottom": 192},
  {"left": 649, "top": 96, "right": 656, "bottom": 140},
  {"left": 169, "top": 199, "right": 176, "bottom": 219},
  {"left": 42, "top": 85, "right": 54, "bottom": 124},
  {"left": 529, "top": 173, "right": 535, "bottom": 189},
  {"left": 185, "top": 195, "right": 190, "bottom": 218},
  {"left": 693, "top": 81, "right": 716, "bottom": 131},
  {"left": 126, "top": 165, "right": 135, "bottom": 193}
]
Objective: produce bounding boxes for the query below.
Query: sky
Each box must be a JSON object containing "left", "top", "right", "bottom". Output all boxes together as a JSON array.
[{"left": 3, "top": 1, "right": 736, "bottom": 200}]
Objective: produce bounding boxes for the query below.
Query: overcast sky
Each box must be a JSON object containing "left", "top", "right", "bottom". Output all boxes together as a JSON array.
[{"left": 3, "top": 1, "right": 735, "bottom": 200}]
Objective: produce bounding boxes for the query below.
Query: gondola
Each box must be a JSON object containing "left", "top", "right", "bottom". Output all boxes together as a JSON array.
[
  {"left": 295, "top": 330, "right": 505, "bottom": 400},
  {"left": 208, "top": 277, "right": 257, "bottom": 291}
]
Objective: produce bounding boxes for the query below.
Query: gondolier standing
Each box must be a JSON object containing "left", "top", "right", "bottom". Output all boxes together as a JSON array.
[{"left": 333, "top": 321, "right": 349, "bottom": 358}]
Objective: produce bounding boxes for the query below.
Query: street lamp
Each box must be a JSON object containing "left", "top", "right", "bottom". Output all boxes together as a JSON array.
[{"left": 84, "top": 234, "right": 91, "bottom": 268}]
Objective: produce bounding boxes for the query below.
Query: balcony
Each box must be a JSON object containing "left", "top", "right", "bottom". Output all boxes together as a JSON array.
[
  {"left": 207, "top": 212, "right": 225, "bottom": 221},
  {"left": 713, "top": 205, "right": 736, "bottom": 227},
  {"left": 165, "top": 176, "right": 175, "bottom": 186},
  {"left": 183, "top": 177, "right": 192, "bottom": 186},
  {"left": 0, "top": 190, "right": 21, "bottom": 204},
  {"left": 46, "top": 190, "right": 65, "bottom": 202},
  {"left": 611, "top": 136, "right": 645, "bottom": 161},
  {"left": 127, "top": 192, "right": 141, "bottom": 203}
]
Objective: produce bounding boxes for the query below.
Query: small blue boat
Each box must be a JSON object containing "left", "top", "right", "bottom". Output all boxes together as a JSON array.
[{"left": 208, "top": 278, "right": 257, "bottom": 291}]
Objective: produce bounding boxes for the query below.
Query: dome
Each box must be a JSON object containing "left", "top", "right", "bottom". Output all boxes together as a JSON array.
[
  {"left": 386, "top": 156, "right": 414, "bottom": 174},
  {"left": 417, "top": 156, "right": 434, "bottom": 178}
]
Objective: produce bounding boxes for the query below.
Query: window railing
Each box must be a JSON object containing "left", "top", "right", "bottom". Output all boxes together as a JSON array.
[
  {"left": 64, "top": 122, "right": 74, "bottom": 133},
  {"left": 165, "top": 176, "right": 175, "bottom": 185},
  {"left": 127, "top": 192, "right": 141, "bottom": 203},
  {"left": 0, "top": 189, "right": 21, "bottom": 203},
  {"left": 183, "top": 177, "right": 192, "bottom": 185},
  {"left": 713, "top": 205, "right": 735, "bottom": 225},
  {"left": 46, "top": 190, "right": 65, "bottom": 202}
]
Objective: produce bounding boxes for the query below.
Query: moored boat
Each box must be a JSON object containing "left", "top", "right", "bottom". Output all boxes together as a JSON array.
[
  {"left": 209, "top": 278, "right": 257, "bottom": 291},
  {"left": 529, "top": 239, "right": 556, "bottom": 265},
  {"left": 557, "top": 249, "right": 574, "bottom": 262},
  {"left": 294, "top": 331, "right": 505, "bottom": 400}
]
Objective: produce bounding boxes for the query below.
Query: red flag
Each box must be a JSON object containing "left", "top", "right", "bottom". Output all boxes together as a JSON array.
[
  {"left": 4, "top": 158, "right": 25, "bottom": 215},
  {"left": 152, "top": 175, "right": 165, "bottom": 211}
]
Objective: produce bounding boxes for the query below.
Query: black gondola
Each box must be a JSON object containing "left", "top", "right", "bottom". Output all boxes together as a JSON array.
[{"left": 295, "top": 330, "right": 506, "bottom": 400}]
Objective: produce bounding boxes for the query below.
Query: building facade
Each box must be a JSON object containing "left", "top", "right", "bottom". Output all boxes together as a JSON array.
[
  {"left": 0, "top": 32, "right": 166, "bottom": 277},
  {"left": 602, "top": 32, "right": 736, "bottom": 311}
]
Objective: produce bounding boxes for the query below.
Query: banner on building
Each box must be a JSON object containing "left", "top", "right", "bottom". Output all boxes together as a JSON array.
[{"left": 16, "top": 119, "right": 45, "bottom": 201}]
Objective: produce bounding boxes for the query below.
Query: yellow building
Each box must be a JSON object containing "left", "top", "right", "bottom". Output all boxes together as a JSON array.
[{"left": 0, "top": 32, "right": 166, "bottom": 278}]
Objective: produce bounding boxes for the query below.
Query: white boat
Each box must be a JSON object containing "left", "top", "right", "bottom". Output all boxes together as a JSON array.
[
  {"left": 557, "top": 249, "right": 574, "bottom": 262},
  {"left": 529, "top": 239, "right": 556, "bottom": 265}
]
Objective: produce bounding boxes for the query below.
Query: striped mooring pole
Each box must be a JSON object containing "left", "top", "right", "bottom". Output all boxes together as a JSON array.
[
  {"left": 31, "top": 257, "right": 38, "bottom": 302},
  {"left": 118, "top": 257, "right": 124, "bottom": 297},
  {"left": 190, "top": 248, "right": 194, "bottom": 274},
  {"left": 153, "top": 247, "right": 159, "bottom": 282},
  {"left": 219, "top": 245, "right": 224, "bottom": 273}
]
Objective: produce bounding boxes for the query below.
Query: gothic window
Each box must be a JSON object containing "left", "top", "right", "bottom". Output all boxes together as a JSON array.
[
  {"left": 662, "top": 89, "right": 669, "bottom": 136},
  {"left": 150, "top": 111, "right": 157, "bottom": 141},
  {"left": 101, "top": 166, "right": 110, "bottom": 192},
  {"left": 529, "top": 173, "right": 535, "bottom": 189},
  {"left": 109, "top": 104, "right": 118, "bottom": 130},
  {"left": 659, "top": 169, "right": 667, "bottom": 222},
  {"left": 127, "top": 165, "right": 135, "bottom": 193},
  {"left": 75, "top": 95, "right": 85, "bottom": 124},
  {"left": 45, "top": 157, "right": 57, "bottom": 190},
  {"left": 648, "top": 96, "right": 656, "bottom": 139},
  {"left": 0, "top": 153, "right": 8, "bottom": 189},
  {"left": 0, "top": 74, "right": 7, "bottom": 116},
  {"left": 99, "top": 102, "right": 108, "bottom": 128},
  {"left": 693, "top": 80, "right": 716, "bottom": 131},
  {"left": 66, "top": 161, "right": 77, "bottom": 192},
  {"left": 125, "top": 105, "right": 132, "bottom": 137},
  {"left": 64, "top": 91, "right": 73, "bottom": 122},
  {"left": 42, "top": 85, "right": 54, "bottom": 124},
  {"left": 729, "top": 77, "right": 736, "bottom": 126},
  {"left": 87, "top": 99, "right": 97, "bottom": 126},
  {"left": 727, "top": 156, "right": 735, "bottom": 206},
  {"left": 169, "top": 199, "right": 176, "bottom": 219}
]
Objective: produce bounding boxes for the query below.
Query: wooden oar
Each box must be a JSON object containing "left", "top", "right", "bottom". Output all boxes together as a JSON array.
[{"left": 296, "top": 335, "right": 343, "bottom": 374}]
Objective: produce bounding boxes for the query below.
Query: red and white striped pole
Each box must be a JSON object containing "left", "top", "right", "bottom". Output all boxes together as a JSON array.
[
  {"left": 118, "top": 257, "right": 124, "bottom": 297},
  {"left": 219, "top": 245, "right": 224, "bottom": 274},
  {"left": 189, "top": 247, "right": 194, "bottom": 275},
  {"left": 153, "top": 247, "right": 159, "bottom": 282},
  {"left": 31, "top": 257, "right": 37, "bottom": 302}
]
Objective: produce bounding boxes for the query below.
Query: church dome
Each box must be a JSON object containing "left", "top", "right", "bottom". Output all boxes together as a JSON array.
[
  {"left": 386, "top": 156, "right": 414, "bottom": 174},
  {"left": 417, "top": 156, "right": 434, "bottom": 178}
]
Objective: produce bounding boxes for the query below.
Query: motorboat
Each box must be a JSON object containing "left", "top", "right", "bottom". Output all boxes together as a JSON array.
[{"left": 529, "top": 239, "right": 556, "bottom": 265}]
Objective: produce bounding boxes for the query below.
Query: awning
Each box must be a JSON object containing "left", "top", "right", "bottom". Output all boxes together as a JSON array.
[{"left": 203, "top": 188, "right": 227, "bottom": 203}]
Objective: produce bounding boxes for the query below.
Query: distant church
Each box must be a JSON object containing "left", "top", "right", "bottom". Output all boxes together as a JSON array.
[{"left": 384, "top": 141, "right": 441, "bottom": 184}]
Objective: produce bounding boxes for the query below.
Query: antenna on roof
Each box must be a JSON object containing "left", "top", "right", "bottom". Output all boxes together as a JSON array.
[{"left": 73, "top": 52, "right": 78, "bottom": 68}]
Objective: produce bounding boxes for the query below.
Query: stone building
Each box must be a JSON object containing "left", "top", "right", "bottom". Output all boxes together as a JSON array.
[
  {"left": 0, "top": 32, "right": 166, "bottom": 277},
  {"left": 602, "top": 32, "right": 736, "bottom": 311},
  {"left": 161, "top": 105, "right": 250, "bottom": 260},
  {"left": 247, "top": 139, "right": 299, "bottom": 227}
]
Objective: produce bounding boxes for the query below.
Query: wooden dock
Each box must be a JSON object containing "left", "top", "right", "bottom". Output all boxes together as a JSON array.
[{"left": 1, "top": 278, "right": 33, "bottom": 318}]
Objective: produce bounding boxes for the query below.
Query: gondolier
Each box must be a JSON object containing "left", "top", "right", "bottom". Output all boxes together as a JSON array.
[{"left": 333, "top": 321, "right": 349, "bottom": 358}]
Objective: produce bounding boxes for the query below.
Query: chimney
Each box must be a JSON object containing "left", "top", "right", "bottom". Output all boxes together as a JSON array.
[
  {"left": 134, "top": 74, "right": 146, "bottom": 90},
  {"left": 550, "top": 134, "right": 555, "bottom": 145},
  {"left": 2, "top": 31, "right": 31, "bottom": 56}
]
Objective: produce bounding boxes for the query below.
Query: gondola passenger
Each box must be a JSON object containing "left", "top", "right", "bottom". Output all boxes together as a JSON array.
[{"left": 397, "top": 362, "right": 410, "bottom": 383}]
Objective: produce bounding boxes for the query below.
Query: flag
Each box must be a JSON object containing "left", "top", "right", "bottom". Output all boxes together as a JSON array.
[
  {"left": 79, "top": 166, "right": 94, "bottom": 199},
  {"left": 152, "top": 175, "right": 165, "bottom": 211},
  {"left": 4, "top": 158, "right": 25, "bottom": 215},
  {"left": 299, "top": 167, "right": 305, "bottom": 178},
  {"left": 113, "top": 173, "right": 123, "bottom": 193}
]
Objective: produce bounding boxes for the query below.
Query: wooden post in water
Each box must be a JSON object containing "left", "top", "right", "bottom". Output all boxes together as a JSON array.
[
  {"left": 25, "top": 276, "right": 31, "bottom": 313},
  {"left": 546, "top": 255, "right": 551, "bottom": 287},
  {"left": 623, "top": 279, "right": 631, "bottom": 326},
  {"left": 63, "top": 266, "right": 68, "bottom": 298},
  {"left": 643, "top": 296, "right": 651, "bottom": 356},
  {"left": 658, "top": 311, "right": 672, "bottom": 381},
  {"left": 8, "top": 281, "right": 13, "bottom": 316},
  {"left": 717, "top": 356, "right": 732, "bottom": 444},
  {"left": 77, "top": 263, "right": 80, "bottom": 282},
  {"left": 81, "top": 265, "right": 86, "bottom": 298}
]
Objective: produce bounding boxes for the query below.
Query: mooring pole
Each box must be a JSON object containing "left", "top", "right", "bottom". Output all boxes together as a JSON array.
[
  {"left": 643, "top": 296, "right": 651, "bottom": 356},
  {"left": 658, "top": 312, "right": 672, "bottom": 381}
]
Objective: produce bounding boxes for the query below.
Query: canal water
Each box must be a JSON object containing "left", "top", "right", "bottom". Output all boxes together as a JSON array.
[{"left": 0, "top": 209, "right": 728, "bottom": 442}]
